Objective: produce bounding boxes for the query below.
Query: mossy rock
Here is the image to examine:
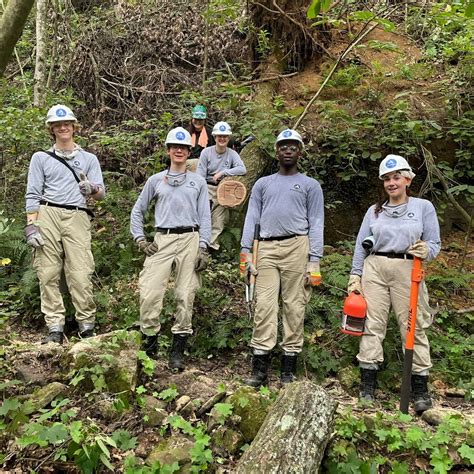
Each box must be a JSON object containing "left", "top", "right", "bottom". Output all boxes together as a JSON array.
[
  {"left": 64, "top": 330, "right": 140, "bottom": 397},
  {"left": 226, "top": 386, "right": 269, "bottom": 442},
  {"left": 24, "top": 382, "right": 68, "bottom": 415},
  {"left": 338, "top": 366, "right": 360, "bottom": 394},
  {"left": 145, "top": 434, "right": 194, "bottom": 467},
  {"left": 212, "top": 426, "right": 244, "bottom": 456}
]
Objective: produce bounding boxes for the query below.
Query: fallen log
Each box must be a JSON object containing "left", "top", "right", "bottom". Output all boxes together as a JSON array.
[{"left": 235, "top": 381, "right": 337, "bottom": 474}]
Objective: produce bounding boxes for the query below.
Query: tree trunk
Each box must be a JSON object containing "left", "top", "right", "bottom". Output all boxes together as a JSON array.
[
  {"left": 235, "top": 381, "right": 337, "bottom": 474},
  {"left": 34, "top": 0, "right": 49, "bottom": 106},
  {"left": 0, "top": 0, "right": 36, "bottom": 77}
]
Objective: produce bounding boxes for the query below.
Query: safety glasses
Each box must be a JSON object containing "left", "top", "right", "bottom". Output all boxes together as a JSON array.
[{"left": 278, "top": 145, "right": 299, "bottom": 152}]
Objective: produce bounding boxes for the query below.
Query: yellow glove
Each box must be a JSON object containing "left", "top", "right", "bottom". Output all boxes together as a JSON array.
[{"left": 305, "top": 261, "right": 322, "bottom": 286}]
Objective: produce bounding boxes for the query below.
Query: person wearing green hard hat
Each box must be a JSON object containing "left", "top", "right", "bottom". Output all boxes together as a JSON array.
[{"left": 187, "top": 105, "right": 215, "bottom": 159}]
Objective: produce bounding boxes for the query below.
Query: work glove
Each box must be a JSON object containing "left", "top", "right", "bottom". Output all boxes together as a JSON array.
[
  {"left": 25, "top": 223, "right": 45, "bottom": 248},
  {"left": 195, "top": 247, "right": 209, "bottom": 272},
  {"left": 347, "top": 274, "right": 362, "bottom": 294},
  {"left": 137, "top": 238, "right": 158, "bottom": 257},
  {"left": 79, "top": 172, "right": 100, "bottom": 196},
  {"left": 407, "top": 240, "right": 429, "bottom": 260},
  {"left": 240, "top": 252, "right": 258, "bottom": 285},
  {"left": 304, "top": 261, "right": 322, "bottom": 286}
]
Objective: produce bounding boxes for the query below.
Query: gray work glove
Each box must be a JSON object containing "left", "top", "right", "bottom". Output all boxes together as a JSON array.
[
  {"left": 137, "top": 238, "right": 158, "bottom": 257},
  {"left": 407, "top": 240, "right": 429, "bottom": 260},
  {"left": 79, "top": 172, "right": 100, "bottom": 196},
  {"left": 25, "top": 223, "right": 45, "bottom": 248},
  {"left": 195, "top": 247, "right": 209, "bottom": 272},
  {"left": 347, "top": 274, "right": 362, "bottom": 294},
  {"left": 240, "top": 252, "right": 258, "bottom": 285}
]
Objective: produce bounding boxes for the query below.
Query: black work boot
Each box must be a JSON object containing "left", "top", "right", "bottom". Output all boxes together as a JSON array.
[
  {"left": 79, "top": 329, "right": 95, "bottom": 339},
  {"left": 43, "top": 331, "right": 64, "bottom": 344},
  {"left": 245, "top": 353, "right": 271, "bottom": 388},
  {"left": 169, "top": 334, "right": 188, "bottom": 371},
  {"left": 141, "top": 333, "right": 159, "bottom": 358},
  {"left": 280, "top": 353, "right": 297, "bottom": 385},
  {"left": 359, "top": 368, "right": 377, "bottom": 403},
  {"left": 412, "top": 374, "right": 433, "bottom": 413}
]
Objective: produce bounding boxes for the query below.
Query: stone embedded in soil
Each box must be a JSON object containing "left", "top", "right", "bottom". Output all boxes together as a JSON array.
[
  {"left": 142, "top": 395, "right": 169, "bottom": 427},
  {"left": 24, "top": 382, "right": 68, "bottom": 414},
  {"left": 337, "top": 366, "right": 359, "bottom": 394},
  {"left": 176, "top": 395, "right": 191, "bottom": 412},
  {"left": 421, "top": 407, "right": 469, "bottom": 426},
  {"left": 211, "top": 425, "right": 244, "bottom": 456},
  {"left": 145, "top": 434, "right": 194, "bottom": 467},
  {"left": 445, "top": 387, "right": 466, "bottom": 398},
  {"left": 64, "top": 330, "right": 140, "bottom": 397}
]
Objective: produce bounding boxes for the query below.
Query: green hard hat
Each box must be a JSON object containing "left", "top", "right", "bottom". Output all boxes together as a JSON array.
[{"left": 192, "top": 105, "right": 207, "bottom": 119}]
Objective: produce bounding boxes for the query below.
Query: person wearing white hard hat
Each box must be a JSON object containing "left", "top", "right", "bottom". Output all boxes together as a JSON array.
[
  {"left": 240, "top": 129, "right": 324, "bottom": 387},
  {"left": 197, "top": 121, "right": 246, "bottom": 251},
  {"left": 130, "top": 127, "right": 211, "bottom": 370},
  {"left": 347, "top": 154, "right": 441, "bottom": 412},
  {"left": 25, "top": 104, "right": 105, "bottom": 344}
]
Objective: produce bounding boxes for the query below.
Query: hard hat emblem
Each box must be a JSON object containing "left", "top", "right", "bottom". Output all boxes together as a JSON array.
[
  {"left": 386, "top": 158, "right": 397, "bottom": 168},
  {"left": 56, "top": 108, "right": 67, "bottom": 117},
  {"left": 176, "top": 131, "right": 185, "bottom": 140},
  {"left": 282, "top": 130, "right": 292, "bottom": 138},
  {"left": 219, "top": 125, "right": 226, "bottom": 132}
]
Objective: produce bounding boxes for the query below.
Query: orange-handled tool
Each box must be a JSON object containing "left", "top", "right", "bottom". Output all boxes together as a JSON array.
[{"left": 400, "top": 256, "right": 424, "bottom": 413}]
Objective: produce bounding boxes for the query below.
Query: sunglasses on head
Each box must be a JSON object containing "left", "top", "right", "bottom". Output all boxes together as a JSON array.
[{"left": 279, "top": 145, "right": 299, "bottom": 152}]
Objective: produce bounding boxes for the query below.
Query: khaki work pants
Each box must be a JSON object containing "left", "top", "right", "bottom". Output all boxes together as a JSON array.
[
  {"left": 139, "top": 231, "right": 200, "bottom": 336},
  {"left": 208, "top": 184, "right": 229, "bottom": 251},
  {"left": 33, "top": 205, "right": 96, "bottom": 332},
  {"left": 251, "top": 236, "right": 311, "bottom": 353},
  {"left": 358, "top": 255, "right": 433, "bottom": 374}
]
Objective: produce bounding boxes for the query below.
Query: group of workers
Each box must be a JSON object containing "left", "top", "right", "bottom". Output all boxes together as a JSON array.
[{"left": 25, "top": 103, "right": 441, "bottom": 413}]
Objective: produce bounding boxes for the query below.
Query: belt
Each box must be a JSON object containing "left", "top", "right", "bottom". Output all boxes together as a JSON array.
[
  {"left": 156, "top": 226, "right": 199, "bottom": 234},
  {"left": 259, "top": 234, "right": 302, "bottom": 242},
  {"left": 40, "top": 200, "right": 94, "bottom": 218},
  {"left": 373, "top": 252, "right": 413, "bottom": 260}
]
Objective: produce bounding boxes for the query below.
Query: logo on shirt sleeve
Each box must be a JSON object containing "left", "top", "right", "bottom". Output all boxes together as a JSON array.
[{"left": 408, "top": 212, "right": 414, "bottom": 218}]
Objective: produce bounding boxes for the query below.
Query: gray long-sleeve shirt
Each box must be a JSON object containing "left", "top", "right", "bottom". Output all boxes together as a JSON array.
[
  {"left": 130, "top": 171, "right": 211, "bottom": 248},
  {"left": 350, "top": 197, "right": 441, "bottom": 276},
  {"left": 196, "top": 146, "right": 246, "bottom": 184},
  {"left": 241, "top": 172, "right": 324, "bottom": 262},
  {"left": 25, "top": 149, "right": 105, "bottom": 212}
]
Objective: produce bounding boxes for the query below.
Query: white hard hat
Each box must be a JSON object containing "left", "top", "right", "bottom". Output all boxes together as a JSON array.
[
  {"left": 212, "top": 121, "right": 232, "bottom": 136},
  {"left": 165, "top": 127, "right": 192, "bottom": 147},
  {"left": 379, "top": 154, "right": 413, "bottom": 179},
  {"left": 45, "top": 104, "right": 77, "bottom": 124},
  {"left": 275, "top": 129, "right": 304, "bottom": 150}
]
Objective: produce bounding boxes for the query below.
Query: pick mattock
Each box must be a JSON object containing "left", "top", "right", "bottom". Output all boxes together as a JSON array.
[
  {"left": 400, "top": 256, "right": 425, "bottom": 414},
  {"left": 245, "top": 224, "right": 260, "bottom": 319}
]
